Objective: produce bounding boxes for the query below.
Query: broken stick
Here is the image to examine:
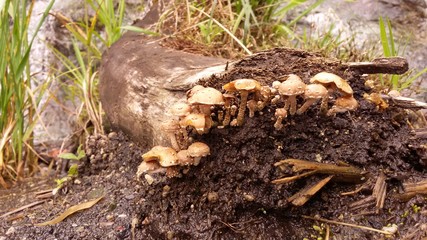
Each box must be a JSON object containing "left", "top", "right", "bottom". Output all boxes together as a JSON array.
[{"left": 344, "top": 57, "right": 408, "bottom": 75}]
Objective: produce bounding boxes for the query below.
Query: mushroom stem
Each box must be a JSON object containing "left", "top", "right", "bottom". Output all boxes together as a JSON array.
[
  {"left": 297, "top": 98, "right": 318, "bottom": 115},
  {"left": 320, "top": 94, "right": 329, "bottom": 115},
  {"left": 274, "top": 108, "right": 287, "bottom": 130},
  {"left": 167, "top": 132, "right": 180, "bottom": 151},
  {"left": 237, "top": 90, "right": 249, "bottom": 126},
  {"left": 288, "top": 96, "right": 297, "bottom": 115}
]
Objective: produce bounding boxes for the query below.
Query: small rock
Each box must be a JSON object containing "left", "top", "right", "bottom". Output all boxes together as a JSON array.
[
  {"left": 106, "top": 214, "right": 114, "bottom": 221},
  {"left": 6, "top": 227, "right": 15, "bottom": 235},
  {"left": 207, "top": 192, "right": 219, "bottom": 203},
  {"left": 125, "top": 194, "right": 135, "bottom": 200},
  {"left": 118, "top": 214, "right": 127, "bottom": 218},
  {"left": 99, "top": 222, "right": 114, "bottom": 227},
  {"left": 74, "top": 179, "right": 81, "bottom": 184},
  {"left": 162, "top": 185, "right": 171, "bottom": 197},
  {"left": 243, "top": 193, "right": 255, "bottom": 202},
  {"left": 108, "top": 132, "right": 117, "bottom": 139},
  {"left": 382, "top": 224, "right": 398, "bottom": 234}
]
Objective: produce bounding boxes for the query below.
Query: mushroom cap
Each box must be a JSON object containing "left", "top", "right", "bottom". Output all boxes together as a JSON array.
[
  {"left": 223, "top": 79, "right": 261, "bottom": 92},
  {"left": 310, "top": 72, "right": 353, "bottom": 95},
  {"left": 177, "top": 150, "right": 193, "bottom": 166},
  {"left": 170, "top": 102, "right": 191, "bottom": 117},
  {"left": 137, "top": 161, "right": 161, "bottom": 177},
  {"left": 304, "top": 84, "right": 328, "bottom": 99},
  {"left": 275, "top": 108, "right": 287, "bottom": 118},
  {"left": 334, "top": 95, "right": 359, "bottom": 111},
  {"left": 142, "top": 146, "right": 179, "bottom": 167},
  {"left": 161, "top": 119, "right": 180, "bottom": 131},
  {"left": 188, "top": 87, "right": 225, "bottom": 105},
  {"left": 187, "top": 142, "right": 210, "bottom": 158},
  {"left": 179, "top": 113, "right": 206, "bottom": 133},
  {"left": 278, "top": 74, "right": 306, "bottom": 96},
  {"left": 187, "top": 85, "right": 205, "bottom": 98}
]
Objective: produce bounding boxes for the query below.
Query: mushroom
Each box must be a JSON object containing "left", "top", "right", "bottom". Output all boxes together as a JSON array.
[
  {"left": 222, "top": 93, "right": 236, "bottom": 126},
  {"left": 327, "top": 95, "right": 359, "bottom": 116},
  {"left": 180, "top": 113, "right": 207, "bottom": 134},
  {"left": 296, "top": 84, "right": 328, "bottom": 115},
  {"left": 257, "top": 86, "right": 272, "bottom": 111},
  {"left": 136, "top": 161, "right": 163, "bottom": 179},
  {"left": 186, "top": 85, "right": 205, "bottom": 98},
  {"left": 310, "top": 72, "right": 353, "bottom": 113},
  {"left": 161, "top": 119, "right": 181, "bottom": 151},
  {"left": 223, "top": 79, "right": 261, "bottom": 126},
  {"left": 177, "top": 149, "right": 193, "bottom": 166},
  {"left": 310, "top": 72, "right": 353, "bottom": 95},
  {"left": 187, "top": 142, "right": 210, "bottom": 166},
  {"left": 142, "top": 146, "right": 179, "bottom": 167},
  {"left": 247, "top": 100, "right": 257, "bottom": 118},
  {"left": 188, "top": 87, "right": 224, "bottom": 116},
  {"left": 170, "top": 102, "right": 191, "bottom": 117},
  {"left": 277, "top": 74, "right": 306, "bottom": 116},
  {"left": 274, "top": 108, "right": 287, "bottom": 130}
]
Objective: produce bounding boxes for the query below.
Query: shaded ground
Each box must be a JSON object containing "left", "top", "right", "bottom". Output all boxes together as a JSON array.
[{"left": 1, "top": 48, "right": 426, "bottom": 239}]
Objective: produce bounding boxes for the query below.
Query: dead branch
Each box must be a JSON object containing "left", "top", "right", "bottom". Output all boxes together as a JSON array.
[
  {"left": 287, "top": 175, "right": 333, "bottom": 206},
  {"left": 344, "top": 57, "right": 408, "bottom": 75}
]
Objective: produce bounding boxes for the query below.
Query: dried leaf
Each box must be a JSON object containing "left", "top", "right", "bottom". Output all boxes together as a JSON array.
[{"left": 35, "top": 196, "right": 104, "bottom": 226}]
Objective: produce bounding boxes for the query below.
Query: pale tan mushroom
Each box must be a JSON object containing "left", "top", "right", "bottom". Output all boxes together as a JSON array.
[
  {"left": 142, "top": 146, "right": 179, "bottom": 167},
  {"left": 296, "top": 84, "right": 328, "bottom": 115},
  {"left": 177, "top": 149, "right": 193, "bottom": 166},
  {"left": 247, "top": 100, "right": 257, "bottom": 118},
  {"left": 136, "top": 161, "right": 163, "bottom": 178},
  {"left": 170, "top": 102, "right": 191, "bottom": 117},
  {"left": 327, "top": 95, "right": 359, "bottom": 116},
  {"left": 310, "top": 72, "right": 353, "bottom": 96},
  {"left": 188, "top": 87, "right": 224, "bottom": 115},
  {"left": 187, "top": 142, "right": 210, "bottom": 166},
  {"left": 186, "top": 85, "right": 205, "bottom": 98},
  {"left": 257, "top": 86, "right": 272, "bottom": 111},
  {"left": 223, "top": 79, "right": 261, "bottom": 126},
  {"left": 277, "top": 74, "right": 306, "bottom": 116},
  {"left": 180, "top": 113, "right": 207, "bottom": 134},
  {"left": 161, "top": 119, "right": 181, "bottom": 151},
  {"left": 310, "top": 72, "right": 353, "bottom": 114},
  {"left": 222, "top": 93, "right": 236, "bottom": 126},
  {"left": 274, "top": 108, "right": 287, "bottom": 130}
]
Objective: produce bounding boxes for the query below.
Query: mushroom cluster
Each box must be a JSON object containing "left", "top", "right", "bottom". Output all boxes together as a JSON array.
[{"left": 137, "top": 72, "right": 359, "bottom": 181}]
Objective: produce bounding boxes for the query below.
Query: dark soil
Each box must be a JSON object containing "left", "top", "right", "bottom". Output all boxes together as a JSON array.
[{"left": 1, "top": 48, "right": 426, "bottom": 240}]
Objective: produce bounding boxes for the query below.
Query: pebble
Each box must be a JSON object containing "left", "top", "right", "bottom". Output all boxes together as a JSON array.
[
  {"left": 108, "top": 132, "right": 117, "bottom": 139},
  {"left": 106, "top": 214, "right": 114, "bottom": 221},
  {"left": 118, "top": 214, "right": 127, "bottom": 218},
  {"left": 207, "top": 192, "right": 219, "bottom": 203},
  {"left": 74, "top": 179, "right": 82, "bottom": 184},
  {"left": 243, "top": 193, "right": 255, "bottom": 202}
]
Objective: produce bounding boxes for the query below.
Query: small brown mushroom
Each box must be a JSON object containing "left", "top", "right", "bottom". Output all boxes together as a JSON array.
[
  {"left": 180, "top": 113, "right": 207, "bottom": 134},
  {"left": 296, "top": 84, "right": 328, "bottom": 115},
  {"left": 277, "top": 74, "right": 306, "bottom": 116},
  {"left": 136, "top": 161, "right": 163, "bottom": 178},
  {"left": 247, "top": 100, "right": 257, "bottom": 118},
  {"left": 327, "top": 95, "right": 359, "bottom": 116},
  {"left": 223, "top": 79, "right": 261, "bottom": 126},
  {"left": 142, "top": 146, "right": 179, "bottom": 167},
  {"left": 170, "top": 102, "right": 191, "bottom": 117},
  {"left": 177, "top": 150, "right": 193, "bottom": 166},
  {"left": 186, "top": 85, "right": 205, "bottom": 98},
  {"left": 188, "top": 87, "right": 224, "bottom": 115},
  {"left": 187, "top": 142, "right": 210, "bottom": 166},
  {"left": 310, "top": 72, "right": 353, "bottom": 114},
  {"left": 274, "top": 108, "right": 287, "bottom": 130},
  {"left": 161, "top": 119, "right": 181, "bottom": 151},
  {"left": 310, "top": 72, "right": 353, "bottom": 96},
  {"left": 222, "top": 93, "right": 236, "bottom": 126},
  {"left": 257, "top": 86, "right": 272, "bottom": 111}
]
